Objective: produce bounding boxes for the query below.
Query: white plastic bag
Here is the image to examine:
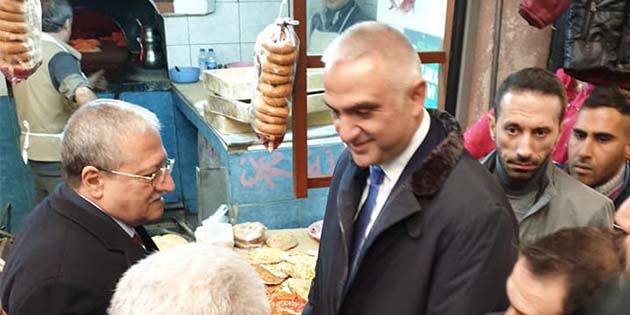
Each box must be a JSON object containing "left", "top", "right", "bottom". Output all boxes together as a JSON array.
[
  {"left": 250, "top": 4, "right": 299, "bottom": 152},
  {"left": 0, "top": 0, "right": 43, "bottom": 83},
  {"left": 194, "top": 204, "right": 234, "bottom": 248}
]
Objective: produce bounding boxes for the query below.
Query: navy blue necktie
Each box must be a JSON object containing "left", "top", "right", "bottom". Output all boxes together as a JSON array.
[{"left": 350, "top": 165, "right": 384, "bottom": 268}]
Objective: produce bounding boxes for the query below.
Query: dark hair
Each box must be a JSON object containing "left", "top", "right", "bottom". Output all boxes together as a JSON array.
[
  {"left": 521, "top": 227, "right": 623, "bottom": 315},
  {"left": 582, "top": 86, "right": 630, "bottom": 116},
  {"left": 493, "top": 67, "right": 567, "bottom": 121},
  {"left": 41, "top": 0, "right": 73, "bottom": 33}
]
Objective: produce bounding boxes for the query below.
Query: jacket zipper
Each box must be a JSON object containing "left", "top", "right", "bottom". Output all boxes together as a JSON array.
[{"left": 581, "top": 0, "right": 598, "bottom": 39}]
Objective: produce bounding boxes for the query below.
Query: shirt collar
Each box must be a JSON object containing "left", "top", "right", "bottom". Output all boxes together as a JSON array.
[
  {"left": 380, "top": 108, "right": 431, "bottom": 186},
  {"left": 76, "top": 192, "right": 136, "bottom": 238}
]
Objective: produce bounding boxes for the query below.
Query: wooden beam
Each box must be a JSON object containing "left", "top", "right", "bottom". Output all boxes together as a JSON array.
[
  {"left": 292, "top": 2, "right": 308, "bottom": 198},
  {"left": 307, "top": 176, "right": 332, "bottom": 189}
]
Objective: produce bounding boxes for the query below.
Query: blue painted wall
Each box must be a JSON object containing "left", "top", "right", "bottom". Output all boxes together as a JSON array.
[{"left": 0, "top": 96, "right": 34, "bottom": 232}]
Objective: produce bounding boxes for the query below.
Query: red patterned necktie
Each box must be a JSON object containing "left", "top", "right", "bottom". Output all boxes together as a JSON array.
[{"left": 131, "top": 233, "right": 144, "bottom": 247}]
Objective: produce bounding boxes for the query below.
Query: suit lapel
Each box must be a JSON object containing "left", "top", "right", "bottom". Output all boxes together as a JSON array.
[{"left": 50, "top": 184, "right": 150, "bottom": 265}]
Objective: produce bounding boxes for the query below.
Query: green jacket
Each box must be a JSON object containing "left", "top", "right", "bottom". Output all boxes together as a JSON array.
[{"left": 482, "top": 151, "right": 614, "bottom": 245}]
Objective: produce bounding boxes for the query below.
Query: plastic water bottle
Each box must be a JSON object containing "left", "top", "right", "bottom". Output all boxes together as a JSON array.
[
  {"left": 206, "top": 48, "right": 217, "bottom": 70},
  {"left": 197, "top": 48, "right": 206, "bottom": 70}
]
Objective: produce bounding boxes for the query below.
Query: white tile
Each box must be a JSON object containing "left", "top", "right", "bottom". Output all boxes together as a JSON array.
[
  {"left": 239, "top": 2, "right": 290, "bottom": 43},
  {"left": 190, "top": 44, "right": 242, "bottom": 68},
  {"left": 166, "top": 45, "right": 193, "bottom": 68},
  {"left": 164, "top": 16, "right": 190, "bottom": 45},
  {"left": 240, "top": 42, "right": 256, "bottom": 62},
  {"left": 188, "top": 2, "right": 240, "bottom": 44}
]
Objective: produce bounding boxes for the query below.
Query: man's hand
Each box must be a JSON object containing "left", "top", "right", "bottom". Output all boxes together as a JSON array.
[
  {"left": 88, "top": 69, "right": 108, "bottom": 91},
  {"left": 615, "top": 197, "right": 630, "bottom": 233},
  {"left": 75, "top": 86, "right": 97, "bottom": 106}
]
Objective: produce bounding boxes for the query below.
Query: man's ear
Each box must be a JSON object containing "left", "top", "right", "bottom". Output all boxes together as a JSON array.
[
  {"left": 488, "top": 111, "right": 496, "bottom": 141},
  {"left": 409, "top": 79, "right": 426, "bottom": 117},
  {"left": 80, "top": 166, "right": 105, "bottom": 199}
]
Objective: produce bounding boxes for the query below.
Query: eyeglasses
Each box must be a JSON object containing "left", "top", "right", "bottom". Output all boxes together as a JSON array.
[{"left": 100, "top": 159, "right": 175, "bottom": 187}]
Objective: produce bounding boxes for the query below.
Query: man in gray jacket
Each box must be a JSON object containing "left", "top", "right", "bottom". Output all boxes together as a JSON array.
[{"left": 483, "top": 67, "right": 614, "bottom": 245}]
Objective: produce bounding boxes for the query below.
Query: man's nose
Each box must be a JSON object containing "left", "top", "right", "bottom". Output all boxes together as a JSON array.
[
  {"left": 156, "top": 173, "right": 175, "bottom": 193},
  {"left": 516, "top": 135, "right": 534, "bottom": 160},
  {"left": 578, "top": 138, "right": 594, "bottom": 159},
  {"left": 334, "top": 116, "right": 360, "bottom": 143}
]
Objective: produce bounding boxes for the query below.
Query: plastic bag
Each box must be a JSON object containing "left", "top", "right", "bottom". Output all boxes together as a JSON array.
[
  {"left": 0, "top": 0, "right": 43, "bottom": 83},
  {"left": 194, "top": 204, "right": 234, "bottom": 248},
  {"left": 251, "top": 14, "right": 299, "bottom": 152}
]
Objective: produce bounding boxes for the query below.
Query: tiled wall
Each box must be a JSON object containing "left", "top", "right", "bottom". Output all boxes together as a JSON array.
[{"left": 163, "top": 0, "right": 290, "bottom": 69}]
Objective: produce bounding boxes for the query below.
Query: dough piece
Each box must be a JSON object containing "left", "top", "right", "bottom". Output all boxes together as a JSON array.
[
  {"left": 258, "top": 82, "right": 292, "bottom": 98},
  {"left": 261, "top": 40, "right": 295, "bottom": 55},
  {"left": 0, "top": 9, "right": 26, "bottom": 22},
  {"left": 255, "top": 118, "right": 287, "bottom": 136},
  {"left": 261, "top": 61, "right": 293, "bottom": 76},
  {"left": 265, "top": 50, "right": 296, "bottom": 66},
  {"left": 260, "top": 71, "right": 291, "bottom": 85},
  {"left": 233, "top": 222, "right": 266, "bottom": 249},
  {"left": 265, "top": 232, "right": 298, "bottom": 251},
  {"left": 0, "top": 0, "right": 26, "bottom": 14},
  {"left": 255, "top": 109, "right": 287, "bottom": 125},
  {"left": 0, "top": 19, "right": 28, "bottom": 34},
  {"left": 287, "top": 278, "right": 312, "bottom": 301}
]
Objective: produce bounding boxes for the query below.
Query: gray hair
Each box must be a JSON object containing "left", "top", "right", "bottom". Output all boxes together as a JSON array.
[
  {"left": 322, "top": 21, "right": 422, "bottom": 90},
  {"left": 61, "top": 99, "right": 161, "bottom": 186},
  {"left": 108, "top": 243, "right": 270, "bottom": 315}
]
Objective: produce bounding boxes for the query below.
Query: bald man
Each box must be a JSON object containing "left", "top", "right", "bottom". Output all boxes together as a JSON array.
[{"left": 303, "top": 22, "right": 519, "bottom": 315}]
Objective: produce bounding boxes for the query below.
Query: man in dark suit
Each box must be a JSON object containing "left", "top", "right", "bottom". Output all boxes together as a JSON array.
[
  {"left": 303, "top": 22, "right": 519, "bottom": 315},
  {"left": 0, "top": 99, "right": 174, "bottom": 314}
]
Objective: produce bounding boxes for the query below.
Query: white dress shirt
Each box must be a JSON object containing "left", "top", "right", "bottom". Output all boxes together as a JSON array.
[{"left": 357, "top": 108, "right": 431, "bottom": 237}]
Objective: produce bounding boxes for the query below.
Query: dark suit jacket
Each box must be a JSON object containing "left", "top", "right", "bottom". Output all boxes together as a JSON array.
[
  {"left": 303, "top": 110, "right": 519, "bottom": 315},
  {"left": 0, "top": 183, "right": 158, "bottom": 315}
]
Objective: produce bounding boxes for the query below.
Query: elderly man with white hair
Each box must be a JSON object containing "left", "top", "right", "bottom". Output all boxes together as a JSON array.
[
  {"left": 108, "top": 243, "right": 270, "bottom": 315},
  {"left": 0, "top": 99, "right": 174, "bottom": 315}
]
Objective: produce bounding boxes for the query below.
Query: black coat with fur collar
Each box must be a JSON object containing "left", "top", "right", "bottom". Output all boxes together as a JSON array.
[{"left": 303, "top": 110, "right": 518, "bottom": 315}]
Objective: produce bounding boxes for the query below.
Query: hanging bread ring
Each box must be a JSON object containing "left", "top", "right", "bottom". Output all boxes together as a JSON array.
[
  {"left": 255, "top": 109, "right": 287, "bottom": 125},
  {"left": 255, "top": 118, "right": 287, "bottom": 136},
  {"left": 0, "top": 19, "right": 28, "bottom": 33},
  {"left": 0, "top": 9, "right": 26, "bottom": 22},
  {"left": 0, "top": 0, "right": 26, "bottom": 14},
  {"left": 262, "top": 95, "right": 288, "bottom": 107},
  {"left": 264, "top": 50, "right": 296, "bottom": 66},
  {"left": 261, "top": 41, "right": 295, "bottom": 55},
  {"left": 0, "top": 40, "right": 30, "bottom": 54},
  {"left": 261, "top": 61, "right": 293, "bottom": 76},
  {"left": 255, "top": 97, "right": 289, "bottom": 118},
  {"left": 258, "top": 82, "right": 292, "bottom": 98},
  {"left": 259, "top": 71, "right": 291, "bottom": 85}
]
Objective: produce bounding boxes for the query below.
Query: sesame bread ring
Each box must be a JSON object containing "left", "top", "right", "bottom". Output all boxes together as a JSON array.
[
  {"left": 0, "top": 0, "right": 25, "bottom": 14},
  {"left": 2, "top": 51, "right": 33, "bottom": 63},
  {"left": 0, "top": 39, "right": 30, "bottom": 54},
  {"left": 261, "top": 61, "right": 293, "bottom": 76},
  {"left": 265, "top": 50, "right": 296, "bottom": 66},
  {"left": 255, "top": 109, "right": 287, "bottom": 125},
  {"left": 0, "top": 9, "right": 26, "bottom": 22},
  {"left": 258, "top": 82, "right": 292, "bottom": 98},
  {"left": 255, "top": 97, "right": 289, "bottom": 118},
  {"left": 259, "top": 71, "right": 291, "bottom": 85},
  {"left": 255, "top": 118, "right": 287, "bottom": 136},
  {"left": 0, "top": 30, "right": 28, "bottom": 42},
  {"left": 262, "top": 95, "right": 288, "bottom": 107},
  {"left": 0, "top": 19, "right": 27, "bottom": 34},
  {"left": 261, "top": 41, "right": 295, "bottom": 55}
]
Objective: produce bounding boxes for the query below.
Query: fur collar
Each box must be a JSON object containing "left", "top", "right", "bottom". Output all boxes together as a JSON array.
[{"left": 410, "top": 110, "right": 465, "bottom": 197}]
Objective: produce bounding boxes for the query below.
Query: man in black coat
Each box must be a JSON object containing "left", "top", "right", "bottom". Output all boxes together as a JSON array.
[
  {"left": 0, "top": 99, "right": 174, "bottom": 314},
  {"left": 303, "top": 22, "right": 519, "bottom": 315}
]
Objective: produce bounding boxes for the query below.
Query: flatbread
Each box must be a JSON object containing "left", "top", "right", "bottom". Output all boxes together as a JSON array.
[
  {"left": 270, "top": 290, "right": 307, "bottom": 315},
  {"left": 233, "top": 222, "right": 266, "bottom": 248},
  {"left": 286, "top": 278, "right": 311, "bottom": 301},
  {"left": 265, "top": 232, "right": 298, "bottom": 251},
  {"left": 245, "top": 247, "right": 286, "bottom": 265},
  {"left": 151, "top": 233, "right": 188, "bottom": 250},
  {"left": 255, "top": 265, "right": 286, "bottom": 285},
  {"left": 260, "top": 262, "right": 290, "bottom": 278}
]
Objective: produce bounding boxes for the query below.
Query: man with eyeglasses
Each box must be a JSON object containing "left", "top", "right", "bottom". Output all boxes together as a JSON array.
[{"left": 0, "top": 99, "right": 174, "bottom": 315}]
